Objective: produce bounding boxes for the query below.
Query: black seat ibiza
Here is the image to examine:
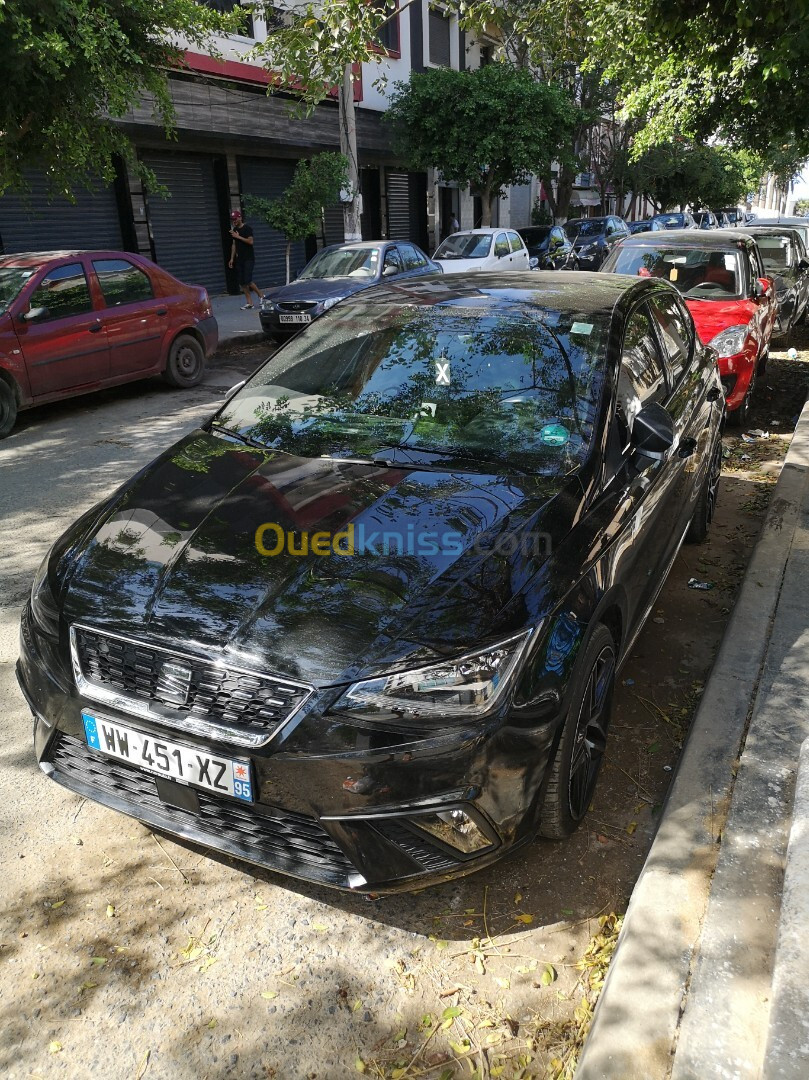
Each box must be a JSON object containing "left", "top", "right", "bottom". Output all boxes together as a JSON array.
[{"left": 19, "top": 273, "right": 724, "bottom": 892}]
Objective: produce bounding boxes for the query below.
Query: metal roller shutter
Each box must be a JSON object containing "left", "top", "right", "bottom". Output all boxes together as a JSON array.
[
  {"left": 141, "top": 153, "right": 226, "bottom": 294},
  {"left": 386, "top": 171, "right": 411, "bottom": 240},
  {"left": 237, "top": 158, "right": 307, "bottom": 287},
  {"left": 323, "top": 205, "right": 344, "bottom": 247},
  {"left": 0, "top": 169, "right": 121, "bottom": 254}
]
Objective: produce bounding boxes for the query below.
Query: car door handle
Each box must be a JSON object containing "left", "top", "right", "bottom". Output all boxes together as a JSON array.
[
  {"left": 678, "top": 437, "right": 698, "bottom": 458},
  {"left": 88, "top": 321, "right": 103, "bottom": 334},
  {"left": 156, "top": 307, "right": 168, "bottom": 316}
]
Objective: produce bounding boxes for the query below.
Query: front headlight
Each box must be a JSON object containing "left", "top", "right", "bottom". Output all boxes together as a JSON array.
[
  {"left": 333, "top": 631, "right": 533, "bottom": 728},
  {"left": 30, "top": 553, "right": 59, "bottom": 636},
  {"left": 260, "top": 298, "right": 276, "bottom": 311},
  {"left": 710, "top": 324, "right": 749, "bottom": 358},
  {"left": 321, "top": 296, "right": 346, "bottom": 312}
]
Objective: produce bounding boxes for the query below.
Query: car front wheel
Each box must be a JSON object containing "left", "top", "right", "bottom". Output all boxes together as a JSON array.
[
  {"left": 0, "top": 378, "right": 18, "bottom": 438},
  {"left": 539, "top": 624, "right": 616, "bottom": 840},
  {"left": 163, "top": 334, "right": 205, "bottom": 388},
  {"left": 687, "top": 436, "right": 722, "bottom": 543},
  {"left": 728, "top": 366, "right": 756, "bottom": 427}
]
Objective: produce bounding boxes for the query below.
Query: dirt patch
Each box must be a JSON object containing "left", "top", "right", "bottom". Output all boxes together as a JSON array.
[{"left": 1, "top": 337, "right": 807, "bottom": 1080}]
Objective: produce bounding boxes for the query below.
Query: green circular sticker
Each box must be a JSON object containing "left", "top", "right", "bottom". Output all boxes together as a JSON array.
[{"left": 539, "top": 423, "right": 570, "bottom": 447}]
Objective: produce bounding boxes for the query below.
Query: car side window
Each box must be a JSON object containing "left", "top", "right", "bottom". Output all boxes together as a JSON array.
[
  {"left": 508, "top": 231, "right": 523, "bottom": 253},
  {"left": 93, "top": 259, "right": 154, "bottom": 306},
  {"left": 746, "top": 249, "right": 763, "bottom": 291},
  {"left": 648, "top": 294, "right": 693, "bottom": 385},
  {"left": 27, "top": 263, "right": 93, "bottom": 322},
  {"left": 494, "top": 232, "right": 511, "bottom": 257},
  {"left": 551, "top": 227, "right": 564, "bottom": 245},
  {"left": 398, "top": 244, "right": 420, "bottom": 271},
  {"left": 616, "top": 305, "right": 667, "bottom": 441},
  {"left": 383, "top": 247, "right": 403, "bottom": 274}
]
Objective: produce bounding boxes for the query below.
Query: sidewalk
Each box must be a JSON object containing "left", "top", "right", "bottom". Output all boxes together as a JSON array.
[
  {"left": 211, "top": 292, "right": 268, "bottom": 351},
  {"left": 577, "top": 398, "right": 809, "bottom": 1080}
]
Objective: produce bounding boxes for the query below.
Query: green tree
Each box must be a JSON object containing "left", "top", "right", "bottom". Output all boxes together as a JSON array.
[
  {"left": 386, "top": 64, "right": 575, "bottom": 226},
  {"left": 794, "top": 199, "right": 809, "bottom": 218},
  {"left": 0, "top": 0, "right": 239, "bottom": 196},
  {"left": 629, "top": 141, "right": 752, "bottom": 213},
  {"left": 244, "top": 153, "right": 348, "bottom": 283}
]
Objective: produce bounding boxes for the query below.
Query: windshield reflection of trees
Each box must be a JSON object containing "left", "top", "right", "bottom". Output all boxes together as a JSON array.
[{"left": 219, "top": 309, "right": 604, "bottom": 474}]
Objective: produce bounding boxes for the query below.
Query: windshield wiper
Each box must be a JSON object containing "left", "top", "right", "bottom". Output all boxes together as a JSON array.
[{"left": 210, "top": 424, "right": 271, "bottom": 451}]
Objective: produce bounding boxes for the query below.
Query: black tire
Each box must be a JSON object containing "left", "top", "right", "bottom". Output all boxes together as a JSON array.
[
  {"left": 728, "top": 366, "right": 756, "bottom": 428},
  {"left": 162, "top": 334, "right": 205, "bottom": 388},
  {"left": 687, "top": 435, "right": 722, "bottom": 543},
  {"left": 539, "top": 625, "right": 617, "bottom": 840},
  {"left": 0, "top": 378, "right": 18, "bottom": 438},
  {"left": 756, "top": 346, "right": 769, "bottom": 377}
]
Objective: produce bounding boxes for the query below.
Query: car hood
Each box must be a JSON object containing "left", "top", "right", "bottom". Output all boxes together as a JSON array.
[
  {"left": 433, "top": 258, "right": 492, "bottom": 274},
  {"left": 685, "top": 297, "right": 758, "bottom": 343},
  {"left": 264, "top": 277, "right": 374, "bottom": 304},
  {"left": 58, "top": 431, "right": 574, "bottom": 687}
]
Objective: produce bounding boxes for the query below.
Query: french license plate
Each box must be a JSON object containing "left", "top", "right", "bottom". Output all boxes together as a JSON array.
[
  {"left": 81, "top": 711, "right": 253, "bottom": 802},
  {"left": 278, "top": 313, "right": 311, "bottom": 325}
]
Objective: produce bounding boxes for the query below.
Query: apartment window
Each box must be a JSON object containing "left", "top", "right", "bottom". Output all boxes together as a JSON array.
[
  {"left": 429, "top": 7, "right": 452, "bottom": 67},
  {"left": 375, "top": 0, "right": 400, "bottom": 54},
  {"left": 479, "top": 45, "right": 492, "bottom": 67},
  {"left": 203, "top": 0, "right": 254, "bottom": 38}
]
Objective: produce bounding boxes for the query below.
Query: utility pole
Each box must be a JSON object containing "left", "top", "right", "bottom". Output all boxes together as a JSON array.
[{"left": 339, "top": 64, "right": 363, "bottom": 242}]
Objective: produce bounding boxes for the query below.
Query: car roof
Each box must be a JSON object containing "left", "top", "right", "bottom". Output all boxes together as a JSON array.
[
  {"left": 615, "top": 228, "right": 756, "bottom": 248},
  {"left": 320, "top": 240, "right": 392, "bottom": 252},
  {"left": 444, "top": 228, "right": 506, "bottom": 236},
  {"left": 0, "top": 250, "right": 88, "bottom": 267},
  {"left": 340, "top": 269, "right": 676, "bottom": 318}
]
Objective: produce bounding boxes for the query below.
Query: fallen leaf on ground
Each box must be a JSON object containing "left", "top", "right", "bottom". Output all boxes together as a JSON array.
[
  {"left": 106, "top": 905, "right": 115, "bottom": 918},
  {"left": 48, "top": 1042, "right": 62, "bottom": 1054},
  {"left": 261, "top": 991, "right": 278, "bottom": 1000},
  {"left": 515, "top": 913, "right": 534, "bottom": 925},
  {"left": 90, "top": 957, "right": 108, "bottom": 967},
  {"left": 51, "top": 901, "right": 65, "bottom": 910}
]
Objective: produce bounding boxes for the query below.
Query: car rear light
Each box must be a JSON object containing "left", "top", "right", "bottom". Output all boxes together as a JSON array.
[{"left": 199, "top": 288, "right": 212, "bottom": 317}]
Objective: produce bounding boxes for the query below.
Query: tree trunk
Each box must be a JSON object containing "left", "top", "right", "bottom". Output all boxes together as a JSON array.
[
  {"left": 554, "top": 164, "right": 576, "bottom": 223},
  {"left": 481, "top": 185, "right": 493, "bottom": 226},
  {"left": 285, "top": 240, "right": 291, "bottom": 284},
  {"left": 339, "top": 64, "right": 362, "bottom": 242}
]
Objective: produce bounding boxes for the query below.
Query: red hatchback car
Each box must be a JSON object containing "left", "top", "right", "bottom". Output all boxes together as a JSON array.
[
  {"left": 0, "top": 250, "right": 218, "bottom": 437},
  {"left": 602, "top": 229, "right": 776, "bottom": 425}
]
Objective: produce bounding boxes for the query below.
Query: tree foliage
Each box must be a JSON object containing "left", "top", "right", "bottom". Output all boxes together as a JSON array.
[
  {"left": 244, "top": 152, "right": 348, "bottom": 282},
  {"left": 629, "top": 142, "right": 752, "bottom": 214},
  {"left": 0, "top": 0, "right": 239, "bottom": 196},
  {"left": 386, "top": 64, "right": 575, "bottom": 225}
]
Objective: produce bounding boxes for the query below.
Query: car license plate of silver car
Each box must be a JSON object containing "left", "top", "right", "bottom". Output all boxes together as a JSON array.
[
  {"left": 278, "top": 313, "right": 311, "bottom": 324},
  {"left": 81, "top": 711, "right": 253, "bottom": 802}
]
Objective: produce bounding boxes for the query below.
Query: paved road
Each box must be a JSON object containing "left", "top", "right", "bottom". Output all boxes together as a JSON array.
[{"left": 0, "top": 346, "right": 793, "bottom": 1079}]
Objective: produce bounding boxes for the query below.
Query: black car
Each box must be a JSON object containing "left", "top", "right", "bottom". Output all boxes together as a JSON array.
[
  {"left": 628, "top": 220, "right": 665, "bottom": 235},
  {"left": 259, "top": 240, "right": 440, "bottom": 341},
  {"left": 652, "top": 212, "right": 697, "bottom": 230},
  {"left": 517, "top": 225, "right": 577, "bottom": 269},
  {"left": 693, "top": 211, "right": 720, "bottom": 230},
  {"left": 741, "top": 225, "right": 809, "bottom": 336},
  {"left": 563, "top": 216, "right": 630, "bottom": 269},
  {"left": 20, "top": 273, "right": 724, "bottom": 893}
]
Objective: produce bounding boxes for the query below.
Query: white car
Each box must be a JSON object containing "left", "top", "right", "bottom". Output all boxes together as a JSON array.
[{"left": 433, "top": 228, "right": 532, "bottom": 274}]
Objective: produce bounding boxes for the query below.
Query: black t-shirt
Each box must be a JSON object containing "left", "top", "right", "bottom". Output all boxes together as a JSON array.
[{"left": 233, "top": 224, "right": 254, "bottom": 262}]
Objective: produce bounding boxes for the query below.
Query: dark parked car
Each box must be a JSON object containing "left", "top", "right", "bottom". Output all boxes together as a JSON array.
[
  {"left": 628, "top": 220, "right": 665, "bottom": 235},
  {"left": 693, "top": 211, "right": 720, "bottom": 230},
  {"left": 652, "top": 212, "right": 697, "bottom": 230},
  {"left": 717, "top": 208, "right": 745, "bottom": 228},
  {"left": 740, "top": 226, "right": 809, "bottom": 336},
  {"left": 21, "top": 272, "right": 724, "bottom": 893},
  {"left": 563, "top": 216, "right": 630, "bottom": 269},
  {"left": 259, "top": 240, "right": 440, "bottom": 341},
  {"left": 744, "top": 218, "right": 809, "bottom": 260},
  {"left": 601, "top": 229, "right": 776, "bottom": 425},
  {"left": 0, "top": 250, "right": 217, "bottom": 438},
  {"left": 517, "top": 225, "right": 578, "bottom": 269}
]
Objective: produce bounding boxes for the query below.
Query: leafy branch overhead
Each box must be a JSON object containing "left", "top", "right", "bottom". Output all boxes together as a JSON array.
[
  {"left": 0, "top": 0, "right": 241, "bottom": 196},
  {"left": 386, "top": 65, "right": 576, "bottom": 225}
]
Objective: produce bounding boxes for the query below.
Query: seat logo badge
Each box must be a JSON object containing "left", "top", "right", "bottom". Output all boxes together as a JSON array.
[{"left": 155, "top": 661, "right": 193, "bottom": 705}]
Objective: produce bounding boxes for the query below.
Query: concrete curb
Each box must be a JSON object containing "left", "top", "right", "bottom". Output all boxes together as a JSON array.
[
  {"left": 762, "top": 738, "right": 809, "bottom": 1080},
  {"left": 575, "top": 399, "right": 809, "bottom": 1080},
  {"left": 214, "top": 330, "right": 268, "bottom": 353}
]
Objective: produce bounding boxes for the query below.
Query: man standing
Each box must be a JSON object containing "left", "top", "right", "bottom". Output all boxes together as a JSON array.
[{"left": 228, "top": 209, "right": 262, "bottom": 310}]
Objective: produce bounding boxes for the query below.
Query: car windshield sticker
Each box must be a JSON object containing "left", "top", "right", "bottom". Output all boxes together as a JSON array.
[
  {"left": 419, "top": 402, "right": 437, "bottom": 417},
  {"left": 539, "top": 423, "right": 570, "bottom": 446},
  {"left": 435, "top": 359, "right": 450, "bottom": 385},
  {"left": 570, "top": 322, "right": 593, "bottom": 335},
  {"left": 725, "top": 253, "right": 736, "bottom": 270}
]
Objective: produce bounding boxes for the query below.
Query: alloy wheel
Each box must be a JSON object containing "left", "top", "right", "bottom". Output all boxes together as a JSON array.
[{"left": 567, "top": 644, "right": 616, "bottom": 820}]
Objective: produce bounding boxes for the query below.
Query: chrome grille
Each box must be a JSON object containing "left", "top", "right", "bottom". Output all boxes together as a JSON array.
[
  {"left": 71, "top": 625, "right": 313, "bottom": 748},
  {"left": 276, "top": 301, "right": 318, "bottom": 312}
]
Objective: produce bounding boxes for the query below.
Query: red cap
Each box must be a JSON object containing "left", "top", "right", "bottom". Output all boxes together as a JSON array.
[{"left": 230, "top": 210, "right": 242, "bottom": 222}]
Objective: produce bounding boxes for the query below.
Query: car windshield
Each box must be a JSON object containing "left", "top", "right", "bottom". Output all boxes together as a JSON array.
[
  {"left": 520, "top": 228, "right": 551, "bottom": 249},
  {"left": 297, "top": 247, "right": 381, "bottom": 281},
  {"left": 434, "top": 234, "right": 493, "bottom": 259},
  {"left": 606, "top": 245, "right": 744, "bottom": 299},
  {"left": 629, "top": 222, "right": 651, "bottom": 233},
  {"left": 655, "top": 214, "right": 689, "bottom": 229},
  {"left": 0, "top": 266, "right": 37, "bottom": 314},
  {"left": 693, "top": 213, "right": 711, "bottom": 225},
  {"left": 754, "top": 235, "right": 793, "bottom": 272},
  {"left": 213, "top": 300, "right": 610, "bottom": 475},
  {"left": 564, "top": 220, "right": 606, "bottom": 239}
]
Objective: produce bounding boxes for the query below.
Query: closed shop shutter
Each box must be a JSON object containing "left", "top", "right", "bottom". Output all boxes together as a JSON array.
[
  {"left": 386, "top": 171, "right": 411, "bottom": 240},
  {"left": 0, "top": 169, "right": 122, "bottom": 255},
  {"left": 237, "top": 157, "right": 307, "bottom": 287},
  {"left": 408, "top": 172, "right": 429, "bottom": 253},
  {"left": 323, "top": 204, "right": 344, "bottom": 247},
  {"left": 141, "top": 153, "right": 226, "bottom": 294}
]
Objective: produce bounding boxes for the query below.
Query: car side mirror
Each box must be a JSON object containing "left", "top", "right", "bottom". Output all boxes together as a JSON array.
[
  {"left": 799, "top": 257, "right": 809, "bottom": 271},
  {"left": 754, "top": 277, "right": 772, "bottom": 298},
  {"left": 630, "top": 401, "right": 676, "bottom": 460},
  {"left": 21, "top": 306, "right": 48, "bottom": 323},
  {"left": 382, "top": 264, "right": 398, "bottom": 277},
  {"left": 529, "top": 256, "right": 539, "bottom": 270}
]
